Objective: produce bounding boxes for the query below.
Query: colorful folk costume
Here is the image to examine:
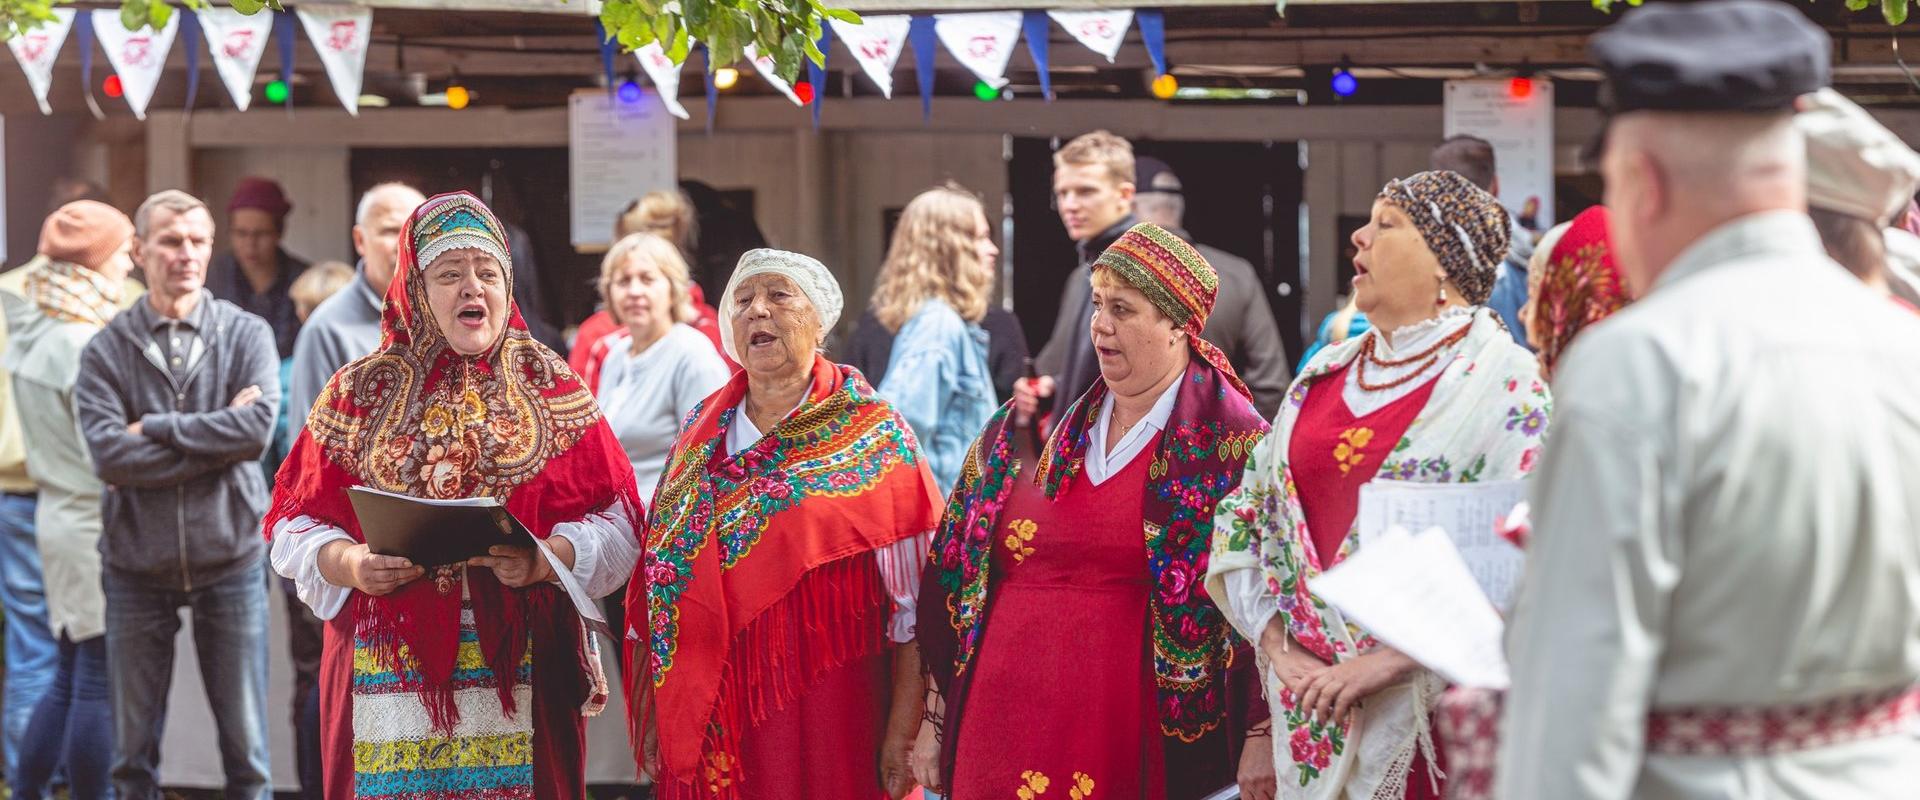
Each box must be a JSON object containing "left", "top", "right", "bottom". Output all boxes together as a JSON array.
[
  {"left": 1206, "top": 172, "right": 1550, "bottom": 800},
  {"left": 1525, "top": 206, "right": 1628, "bottom": 381},
  {"left": 266, "top": 192, "right": 644, "bottom": 799},
  {"left": 627, "top": 249, "right": 944, "bottom": 800},
  {"left": 921, "top": 224, "right": 1271, "bottom": 800}
]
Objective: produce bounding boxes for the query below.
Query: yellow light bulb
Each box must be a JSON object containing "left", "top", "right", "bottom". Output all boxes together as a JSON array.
[
  {"left": 446, "top": 85, "right": 471, "bottom": 110},
  {"left": 1151, "top": 73, "right": 1179, "bottom": 100},
  {"left": 714, "top": 67, "right": 740, "bottom": 91}
]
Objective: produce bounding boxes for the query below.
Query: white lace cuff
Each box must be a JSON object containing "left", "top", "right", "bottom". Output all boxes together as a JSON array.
[
  {"left": 548, "top": 501, "right": 641, "bottom": 601},
  {"left": 875, "top": 532, "right": 931, "bottom": 643},
  {"left": 1222, "top": 568, "right": 1281, "bottom": 646},
  {"left": 268, "top": 516, "right": 355, "bottom": 620}
]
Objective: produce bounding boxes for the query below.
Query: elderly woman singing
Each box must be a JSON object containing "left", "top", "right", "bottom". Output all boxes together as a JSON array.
[
  {"left": 916, "top": 224, "right": 1275, "bottom": 800},
  {"left": 1208, "top": 171, "right": 1550, "bottom": 800},
  {"left": 625, "top": 249, "right": 943, "bottom": 799},
  {"left": 266, "top": 192, "right": 643, "bottom": 798}
]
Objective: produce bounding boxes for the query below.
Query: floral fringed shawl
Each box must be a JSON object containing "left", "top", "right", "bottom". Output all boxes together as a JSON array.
[{"left": 1205, "top": 308, "right": 1549, "bottom": 799}]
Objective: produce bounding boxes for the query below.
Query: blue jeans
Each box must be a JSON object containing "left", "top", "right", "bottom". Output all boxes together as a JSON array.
[
  {"left": 16, "top": 634, "right": 112, "bottom": 800},
  {"left": 104, "top": 563, "right": 271, "bottom": 800},
  {"left": 0, "top": 492, "right": 56, "bottom": 783}
]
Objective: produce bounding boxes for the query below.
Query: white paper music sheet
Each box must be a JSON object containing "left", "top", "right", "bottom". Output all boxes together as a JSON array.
[
  {"left": 1314, "top": 526, "right": 1512, "bottom": 689},
  {"left": 1356, "top": 479, "right": 1528, "bottom": 610}
]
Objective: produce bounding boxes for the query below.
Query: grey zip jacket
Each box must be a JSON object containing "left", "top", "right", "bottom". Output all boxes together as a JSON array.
[{"left": 74, "top": 291, "right": 279, "bottom": 590}]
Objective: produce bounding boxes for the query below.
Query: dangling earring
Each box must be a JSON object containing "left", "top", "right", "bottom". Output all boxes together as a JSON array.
[{"left": 1436, "top": 286, "right": 1448, "bottom": 306}]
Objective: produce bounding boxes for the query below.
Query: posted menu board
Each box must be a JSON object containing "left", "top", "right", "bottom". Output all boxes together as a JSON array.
[
  {"left": 1443, "top": 79, "right": 1554, "bottom": 232},
  {"left": 569, "top": 90, "right": 676, "bottom": 249}
]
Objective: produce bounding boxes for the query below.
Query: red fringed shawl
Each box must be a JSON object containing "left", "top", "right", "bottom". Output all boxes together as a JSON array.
[
  {"left": 625, "top": 355, "right": 941, "bottom": 794},
  {"left": 264, "top": 191, "right": 644, "bottom": 731}
]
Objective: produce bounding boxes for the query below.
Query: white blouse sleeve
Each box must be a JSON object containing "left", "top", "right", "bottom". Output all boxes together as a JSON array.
[
  {"left": 874, "top": 531, "right": 931, "bottom": 644},
  {"left": 548, "top": 501, "right": 641, "bottom": 601},
  {"left": 268, "top": 516, "right": 355, "bottom": 620},
  {"left": 1220, "top": 568, "right": 1281, "bottom": 647}
]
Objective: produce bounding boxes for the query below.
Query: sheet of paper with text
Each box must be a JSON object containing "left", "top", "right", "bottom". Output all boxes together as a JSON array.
[
  {"left": 1356, "top": 479, "right": 1528, "bottom": 610},
  {"left": 1314, "top": 527, "right": 1512, "bottom": 689}
]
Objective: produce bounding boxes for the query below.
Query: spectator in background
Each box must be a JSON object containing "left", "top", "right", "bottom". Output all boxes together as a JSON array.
[
  {"left": 1796, "top": 88, "right": 1920, "bottom": 308},
  {"left": 864, "top": 184, "right": 1000, "bottom": 495},
  {"left": 6, "top": 201, "right": 137, "bottom": 800},
  {"left": 593, "top": 233, "right": 730, "bottom": 500},
  {"left": 1131, "top": 156, "right": 1292, "bottom": 417},
  {"left": 1015, "top": 131, "right": 1140, "bottom": 426},
  {"left": 266, "top": 261, "right": 355, "bottom": 476},
  {"left": 1296, "top": 294, "right": 1371, "bottom": 373},
  {"left": 1431, "top": 136, "right": 1535, "bottom": 348},
  {"left": 572, "top": 190, "right": 732, "bottom": 391},
  {"left": 281, "top": 181, "right": 423, "bottom": 800},
  {"left": 76, "top": 190, "right": 279, "bottom": 800},
  {"left": 47, "top": 178, "right": 109, "bottom": 212},
  {"left": 207, "top": 177, "right": 308, "bottom": 359}
]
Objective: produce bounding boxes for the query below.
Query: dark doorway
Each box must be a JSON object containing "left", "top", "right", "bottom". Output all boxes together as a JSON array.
[{"left": 1007, "top": 138, "right": 1306, "bottom": 367}]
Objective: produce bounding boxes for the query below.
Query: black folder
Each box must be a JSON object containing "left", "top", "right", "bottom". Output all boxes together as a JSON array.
[{"left": 346, "top": 486, "right": 537, "bottom": 567}]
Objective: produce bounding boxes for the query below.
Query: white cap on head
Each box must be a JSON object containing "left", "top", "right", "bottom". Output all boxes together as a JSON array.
[
  {"left": 1799, "top": 88, "right": 1920, "bottom": 227},
  {"left": 718, "top": 248, "right": 843, "bottom": 361}
]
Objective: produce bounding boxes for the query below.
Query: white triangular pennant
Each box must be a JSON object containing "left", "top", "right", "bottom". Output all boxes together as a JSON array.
[
  {"left": 6, "top": 9, "right": 74, "bottom": 115},
  {"left": 829, "top": 15, "right": 909, "bottom": 99},
  {"left": 296, "top": 6, "right": 371, "bottom": 115},
  {"left": 744, "top": 45, "right": 803, "bottom": 106},
  {"left": 933, "top": 11, "right": 1022, "bottom": 89},
  {"left": 635, "top": 41, "right": 689, "bottom": 120},
  {"left": 195, "top": 9, "right": 273, "bottom": 112},
  {"left": 92, "top": 9, "right": 178, "bottom": 121},
  {"left": 1047, "top": 9, "right": 1133, "bottom": 63}
]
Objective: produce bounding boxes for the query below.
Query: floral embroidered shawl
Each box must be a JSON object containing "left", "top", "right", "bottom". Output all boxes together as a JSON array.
[
  {"left": 265, "top": 192, "right": 643, "bottom": 732},
  {"left": 625, "top": 355, "right": 941, "bottom": 793},
  {"left": 920, "top": 357, "right": 1268, "bottom": 776},
  {"left": 1205, "top": 307, "right": 1549, "bottom": 799}
]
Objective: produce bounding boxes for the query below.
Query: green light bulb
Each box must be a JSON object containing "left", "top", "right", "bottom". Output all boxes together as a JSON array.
[
  {"left": 973, "top": 81, "right": 999, "bottom": 102},
  {"left": 264, "top": 80, "right": 289, "bottom": 104}
]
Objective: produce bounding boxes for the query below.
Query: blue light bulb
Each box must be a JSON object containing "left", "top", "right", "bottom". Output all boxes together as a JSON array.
[
  {"left": 1331, "top": 70, "right": 1357, "bottom": 98},
  {"left": 618, "top": 79, "right": 644, "bottom": 104}
]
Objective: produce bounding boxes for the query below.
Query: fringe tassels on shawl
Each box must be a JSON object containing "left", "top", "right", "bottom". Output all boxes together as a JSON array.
[{"left": 656, "top": 555, "right": 891, "bottom": 798}]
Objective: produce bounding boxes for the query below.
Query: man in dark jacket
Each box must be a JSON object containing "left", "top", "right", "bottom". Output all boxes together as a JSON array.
[
  {"left": 75, "top": 190, "right": 278, "bottom": 800},
  {"left": 1131, "top": 157, "right": 1292, "bottom": 417}
]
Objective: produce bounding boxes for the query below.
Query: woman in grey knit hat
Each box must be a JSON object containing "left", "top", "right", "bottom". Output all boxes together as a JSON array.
[{"left": 1207, "top": 170, "right": 1550, "bottom": 800}]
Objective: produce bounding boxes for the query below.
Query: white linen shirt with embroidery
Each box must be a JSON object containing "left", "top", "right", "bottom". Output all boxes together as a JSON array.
[
  {"left": 727, "top": 396, "right": 928, "bottom": 644},
  {"left": 1499, "top": 211, "right": 1920, "bottom": 800},
  {"left": 270, "top": 500, "right": 641, "bottom": 621}
]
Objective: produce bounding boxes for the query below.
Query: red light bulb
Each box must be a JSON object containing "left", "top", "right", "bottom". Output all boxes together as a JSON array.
[
  {"left": 794, "top": 82, "right": 815, "bottom": 104},
  {"left": 1509, "top": 77, "right": 1533, "bottom": 100},
  {"left": 103, "top": 75, "right": 124, "bottom": 98}
]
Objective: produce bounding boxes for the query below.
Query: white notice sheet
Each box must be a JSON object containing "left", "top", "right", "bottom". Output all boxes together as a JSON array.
[
  {"left": 1314, "top": 527, "right": 1511, "bottom": 689},
  {"left": 1356, "top": 479, "right": 1528, "bottom": 610}
]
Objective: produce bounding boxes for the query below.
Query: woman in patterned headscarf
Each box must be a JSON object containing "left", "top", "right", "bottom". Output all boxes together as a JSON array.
[
  {"left": 916, "top": 223, "right": 1274, "bottom": 800},
  {"left": 1523, "top": 206, "right": 1629, "bottom": 381},
  {"left": 1207, "top": 171, "right": 1551, "bottom": 800},
  {"left": 624, "top": 249, "right": 943, "bottom": 800},
  {"left": 265, "top": 192, "right": 643, "bottom": 798}
]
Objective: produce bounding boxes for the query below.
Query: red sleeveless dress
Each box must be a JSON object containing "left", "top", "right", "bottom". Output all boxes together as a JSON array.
[
  {"left": 1288, "top": 363, "right": 1446, "bottom": 799},
  {"left": 951, "top": 437, "right": 1175, "bottom": 800}
]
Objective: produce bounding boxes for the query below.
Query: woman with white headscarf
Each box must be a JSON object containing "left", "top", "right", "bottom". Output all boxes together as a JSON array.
[{"left": 623, "top": 250, "right": 944, "bottom": 800}]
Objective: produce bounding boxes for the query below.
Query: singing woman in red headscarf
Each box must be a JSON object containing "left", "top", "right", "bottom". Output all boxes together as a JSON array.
[{"left": 266, "top": 192, "right": 643, "bottom": 798}]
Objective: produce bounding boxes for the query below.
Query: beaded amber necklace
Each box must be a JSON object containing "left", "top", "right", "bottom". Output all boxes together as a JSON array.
[{"left": 1355, "top": 323, "right": 1471, "bottom": 392}]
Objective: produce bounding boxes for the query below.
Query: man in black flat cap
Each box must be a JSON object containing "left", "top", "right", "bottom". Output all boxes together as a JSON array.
[{"left": 1502, "top": 1, "right": 1920, "bottom": 798}]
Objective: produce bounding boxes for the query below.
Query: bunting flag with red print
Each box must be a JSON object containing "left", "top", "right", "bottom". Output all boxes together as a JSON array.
[
  {"left": 195, "top": 9, "right": 274, "bottom": 112},
  {"left": 829, "top": 14, "right": 910, "bottom": 98},
  {"left": 296, "top": 5, "right": 371, "bottom": 115},
  {"left": 933, "top": 11, "right": 1023, "bottom": 89},
  {"left": 1047, "top": 9, "right": 1133, "bottom": 63},
  {"left": 636, "top": 40, "right": 691, "bottom": 119},
  {"left": 91, "top": 9, "right": 178, "bottom": 120},
  {"left": 6, "top": 8, "right": 74, "bottom": 115},
  {"left": 745, "top": 44, "right": 804, "bottom": 106}
]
